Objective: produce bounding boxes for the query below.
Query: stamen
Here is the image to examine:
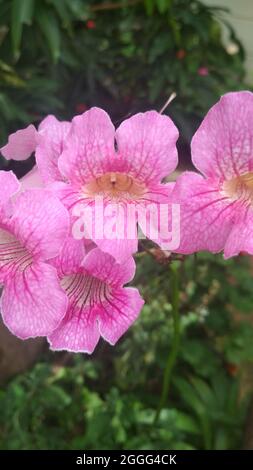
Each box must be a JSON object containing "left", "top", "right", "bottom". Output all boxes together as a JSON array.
[
  {"left": 223, "top": 172, "right": 253, "bottom": 204},
  {"left": 82, "top": 172, "right": 146, "bottom": 200}
]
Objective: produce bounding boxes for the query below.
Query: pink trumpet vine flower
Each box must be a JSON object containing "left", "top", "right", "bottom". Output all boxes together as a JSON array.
[
  {"left": 48, "top": 240, "right": 144, "bottom": 353},
  {"left": 172, "top": 91, "right": 253, "bottom": 258},
  {"left": 0, "top": 171, "right": 69, "bottom": 339},
  {"left": 1, "top": 115, "right": 71, "bottom": 184},
  {"left": 49, "top": 107, "right": 179, "bottom": 262}
]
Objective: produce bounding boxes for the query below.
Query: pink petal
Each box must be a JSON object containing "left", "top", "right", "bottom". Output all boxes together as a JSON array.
[
  {"left": 0, "top": 171, "right": 20, "bottom": 208},
  {"left": 58, "top": 107, "right": 115, "bottom": 186},
  {"left": 172, "top": 171, "right": 235, "bottom": 254},
  {"left": 48, "top": 248, "right": 142, "bottom": 353},
  {"left": 48, "top": 302, "right": 100, "bottom": 354},
  {"left": 82, "top": 247, "right": 136, "bottom": 286},
  {"left": 0, "top": 227, "right": 22, "bottom": 282},
  {"left": 11, "top": 189, "right": 69, "bottom": 260},
  {"left": 224, "top": 207, "right": 253, "bottom": 258},
  {"left": 1, "top": 262, "right": 68, "bottom": 339},
  {"left": 36, "top": 115, "right": 71, "bottom": 184},
  {"left": 95, "top": 238, "right": 138, "bottom": 264},
  {"left": 19, "top": 166, "right": 44, "bottom": 191},
  {"left": 1, "top": 124, "right": 38, "bottom": 160},
  {"left": 138, "top": 182, "right": 176, "bottom": 248},
  {"left": 93, "top": 200, "right": 138, "bottom": 262},
  {"left": 192, "top": 91, "right": 253, "bottom": 180},
  {"left": 98, "top": 287, "right": 144, "bottom": 345},
  {"left": 47, "top": 271, "right": 101, "bottom": 353},
  {"left": 115, "top": 111, "right": 178, "bottom": 184},
  {"left": 70, "top": 197, "right": 138, "bottom": 263},
  {"left": 51, "top": 237, "right": 86, "bottom": 276}
]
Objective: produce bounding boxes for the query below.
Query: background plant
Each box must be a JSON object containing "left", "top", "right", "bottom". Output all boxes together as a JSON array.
[
  {"left": 0, "top": 253, "right": 252, "bottom": 450},
  {"left": 0, "top": 0, "right": 247, "bottom": 163}
]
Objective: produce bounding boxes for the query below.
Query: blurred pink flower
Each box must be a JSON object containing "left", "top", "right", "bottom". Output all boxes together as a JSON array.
[
  {"left": 172, "top": 91, "right": 253, "bottom": 258},
  {"left": 48, "top": 241, "right": 144, "bottom": 353},
  {"left": 198, "top": 66, "right": 209, "bottom": 76},
  {"left": 0, "top": 171, "right": 69, "bottom": 339}
]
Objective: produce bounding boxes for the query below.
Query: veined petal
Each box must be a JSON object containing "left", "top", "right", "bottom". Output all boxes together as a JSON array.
[
  {"left": 36, "top": 115, "right": 71, "bottom": 184},
  {"left": 58, "top": 107, "right": 116, "bottom": 186},
  {"left": 51, "top": 237, "right": 86, "bottom": 276},
  {"left": 172, "top": 171, "right": 236, "bottom": 254},
  {"left": 47, "top": 272, "right": 104, "bottom": 353},
  {"left": 115, "top": 111, "right": 178, "bottom": 184},
  {"left": 98, "top": 287, "right": 144, "bottom": 345},
  {"left": 192, "top": 91, "right": 253, "bottom": 180},
  {"left": 1, "top": 262, "right": 68, "bottom": 339},
  {"left": 48, "top": 247, "right": 143, "bottom": 353},
  {"left": 0, "top": 171, "right": 20, "bottom": 209},
  {"left": 82, "top": 248, "right": 136, "bottom": 287},
  {"left": 11, "top": 189, "right": 69, "bottom": 260},
  {"left": 224, "top": 206, "right": 253, "bottom": 258},
  {"left": 1, "top": 124, "right": 38, "bottom": 160}
]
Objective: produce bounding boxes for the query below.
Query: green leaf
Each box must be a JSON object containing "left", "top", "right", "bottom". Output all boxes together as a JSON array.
[
  {"left": 156, "top": 0, "right": 170, "bottom": 14},
  {"left": 36, "top": 9, "right": 61, "bottom": 63},
  {"left": 144, "top": 0, "right": 155, "bottom": 16},
  {"left": 11, "top": 0, "right": 34, "bottom": 59}
]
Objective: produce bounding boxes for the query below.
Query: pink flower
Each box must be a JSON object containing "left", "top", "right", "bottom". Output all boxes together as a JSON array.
[
  {"left": 172, "top": 91, "right": 253, "bottom": 258},
  {"left": 50, "top": 108, "right": 179, "bottom": 262},
  {"left": 1, "top": 115, "right": 71, "bottom": 184},
  {"left": 48, "top": 240, "right": 144, "bottom": 353},
  {"left": 198, "top": 67, "right": 209, "bottom": 76},
  {"left": 0, "top": 171, "right": 69, "bottom": 338}
]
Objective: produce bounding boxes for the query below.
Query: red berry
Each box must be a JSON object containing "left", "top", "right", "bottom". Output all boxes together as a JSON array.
[
  {"left": 86, "top": 20, "right": 96, "bottom": 30},
  {"left": 176, "top": 49, "right": 186, "bottom": 60},
  {"left": 75, "top": 103, "right": 87, "bottom": 114}
]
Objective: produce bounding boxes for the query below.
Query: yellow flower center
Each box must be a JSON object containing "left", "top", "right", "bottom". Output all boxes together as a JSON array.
[
  {"left": 223, "top": 172, "right": 253, "bottom": 203},
  {"left": 83, "top": 172, "right": 146, "bottom": 200}
]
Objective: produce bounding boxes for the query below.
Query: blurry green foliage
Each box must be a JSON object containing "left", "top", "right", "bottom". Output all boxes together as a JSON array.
[
  {"left": 0, "top": 0, "right": 247, "bottom": 147},
  {"left": 0, "top": 253, "right": 252, "bottom": 450}
]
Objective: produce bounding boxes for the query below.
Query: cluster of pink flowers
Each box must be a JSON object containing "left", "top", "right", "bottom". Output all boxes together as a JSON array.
[{"left": 0, "top": 90, "right": 252, "bottom": 353}]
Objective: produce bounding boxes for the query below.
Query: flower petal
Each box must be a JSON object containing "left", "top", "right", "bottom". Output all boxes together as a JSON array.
[
  {"left": 98, "top": 287, "right": 144, "bottom": 345},
  {"left": 224, "top": 207, "right": 253, "bottom": 258},
  {"left": 36, "top": 115, "right": 71, "bottom": 184},
  {"left": 138, "top": 182, "right": 177, "bottom": 249},
  {"left": 20, "top": 166, "right": 44, "bottom": 191},
  {"left": 48, "top": 303, "right": 100, "bottom": 354},
  {"left": 11, "top": 189, "right": 69, "bottom": 260},
  {"left": 51, "top": 237, "right": 86, "bottom": 276},
  {"left": 0, "top": 170, "right": 20, "bottom": 208},
  {"left": 191, "top": 91, "right": 253, "bottom": 180},
  {"left": 1, "top": 262, "right": 68, "bottom": 339},
  {"left": 115, "top": 111, "right": 178, "bottom": 184},
  {"left": 82, "top": 247, "right": 136, "bottom": 287},
  {"left": 172, "top": 171, "right": 235, "bottom": 254},
  {"left": 58, "top": 107, "right": 115, "bottom": 186},
  {"left": 1, "top": 124, "right": 38, "bottom": 160}
]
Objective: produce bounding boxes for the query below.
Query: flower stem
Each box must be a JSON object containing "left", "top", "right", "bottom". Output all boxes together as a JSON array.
[{"left": 154, "top": 261, "right": 181, "bottom": 424}]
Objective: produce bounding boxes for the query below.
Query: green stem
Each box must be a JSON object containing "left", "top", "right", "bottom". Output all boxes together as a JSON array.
[{"left": 154, "top": 261, "right": 181, "bottom": 424}]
